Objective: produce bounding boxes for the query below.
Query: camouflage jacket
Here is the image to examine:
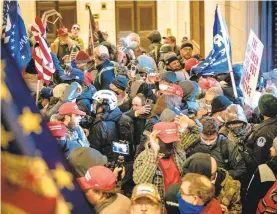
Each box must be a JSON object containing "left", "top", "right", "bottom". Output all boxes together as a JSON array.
[
  {"left": 216, "top": 168, "right": 242, "bottom": 214},
  {"left": 133, "top": 143, "right": 186, "bottom": 213}
]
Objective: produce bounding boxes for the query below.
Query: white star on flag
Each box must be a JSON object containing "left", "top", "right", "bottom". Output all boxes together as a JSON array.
[
  {"left": 11, "top": 46, "right": 14, "bottom": 50},
  {"left": 13, "top": 25, "right": 15, "bottom": 28},
  {"left": 12, "top": 31, "right": 15, "bottom": 35},
  {"left": 11, "top": 38, "right": 15, "bottom": 43},
  {"left": 21, "top": 55, "right": 25, "bottom": 60},
  {"left": 12, "top": 53, "right": 15, "bottom": 57}
]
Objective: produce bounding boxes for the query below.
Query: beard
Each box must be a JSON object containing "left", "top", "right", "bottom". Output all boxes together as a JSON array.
[{"left": 159, "top": 142, "right": 174, "bottom": 159}]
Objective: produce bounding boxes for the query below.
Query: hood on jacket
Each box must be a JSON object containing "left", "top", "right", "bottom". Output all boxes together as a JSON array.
[
  {"left": 103, "top": 107, "right": 122, "bottom": 122},
  {"left": 267, "top": 156, "right": 277, "bottom": 176},
  {"left": 130, "top": 80, "right": 144, "bottom": 99},
  {"left": 77, "top": 85, "right": 97, "bottom": 101},
  {"left": 147, "top": 30, "right": 162, "bottom": 43},
  {"left": 179, "top": 80, "right": 195, "bottom": 100},
  {"left": 225, "top": 104, "right": 248, "bottom": 124}
]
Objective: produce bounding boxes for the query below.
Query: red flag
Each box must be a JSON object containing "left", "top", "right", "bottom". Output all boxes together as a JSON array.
[{"left": 87, "top": 6, "right": 98, "bottom": 56}]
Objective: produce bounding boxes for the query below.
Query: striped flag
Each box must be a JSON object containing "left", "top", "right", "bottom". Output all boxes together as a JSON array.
[
  {"left": 87, "top": 5, "right": 98, "bottom": 56},
  {"left": 31, "top": 17, "right": 55, "bottom": 85}
]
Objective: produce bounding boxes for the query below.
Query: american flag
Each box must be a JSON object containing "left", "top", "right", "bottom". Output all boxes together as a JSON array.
[
  {"left": 2, "top": 0, "right": 32, "bottom": 71},
  {"left": 31, "top": 17, "right": 55, "bottom": 85}
]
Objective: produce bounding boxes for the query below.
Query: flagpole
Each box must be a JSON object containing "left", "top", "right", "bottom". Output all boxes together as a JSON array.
[
  {"left": 36, "top": 80, "right": 40, "bottom": 104},
  {"left": 217, "top": 5, "right": 238, "bottom": 98}
]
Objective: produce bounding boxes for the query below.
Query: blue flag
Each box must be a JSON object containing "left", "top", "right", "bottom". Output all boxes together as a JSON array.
[
  {"left": 2, "top": 0, "right": 32, "bottom": 71},
  {"left": 1, "top": 44, "right": 94, "bottom": 213},
  {"left": 192, "top": 5, "right": 232, "bottom": 76}
]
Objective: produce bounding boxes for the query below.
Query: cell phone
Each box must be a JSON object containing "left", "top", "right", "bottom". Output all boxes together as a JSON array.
[
  {"left": 130, "top": 64, "right": 136, "bottom": 77},
  {"left": 145, "top": 99, "right": 153, "bottom": 106},
  {"left": 112, "top": 142, "right": 129, "bottom": 155}
]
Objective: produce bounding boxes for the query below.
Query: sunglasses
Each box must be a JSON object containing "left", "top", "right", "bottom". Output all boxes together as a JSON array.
[{"left": 72, "top": 26, "right": 80, "bottom": 30}]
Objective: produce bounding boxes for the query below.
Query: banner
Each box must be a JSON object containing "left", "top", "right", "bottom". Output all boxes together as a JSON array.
[
  {"left": 240, "top": 29, "right": 264, "bottom": 108},
  {"left": 191, "top": 5, "right": 232, "bottom": 76}
]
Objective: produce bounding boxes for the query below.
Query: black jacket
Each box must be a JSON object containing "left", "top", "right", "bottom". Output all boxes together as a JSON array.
[
  {"left": 76, "top": 85, "right": 96, "bottom": 115},
  {"left": 125, "top": 109, "right": 147, "bottom": 147},
  {"left": 244, "top": 157, "right": 277, "bottom": 214},
  {"left": 191, "top": 135, "right": 247, "bottom": 180},
  {"left": 88, "top": 107, "right": 122, "bottom": 161},
  {"left": 243, "top": 116, "right": 277, "bottom": 175}
]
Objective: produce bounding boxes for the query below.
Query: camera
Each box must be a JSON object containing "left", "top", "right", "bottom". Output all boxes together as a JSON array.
[{"left": 112, "top": 141, "right": 129, "bottom": 155}]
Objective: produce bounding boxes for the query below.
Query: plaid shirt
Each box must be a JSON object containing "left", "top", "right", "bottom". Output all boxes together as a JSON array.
[{"left": 133, "top": 144, "right": 186, "bottom": 212}]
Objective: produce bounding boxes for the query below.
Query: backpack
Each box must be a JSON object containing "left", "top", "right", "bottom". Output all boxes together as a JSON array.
[
  {"left": 116, "top": 114, "right": 135, "bottom": 158},
  {"left": 218, "top": 135, "right": 230, "bottom": 169},
  {"left": 257, "top": 179, "right": 277, "bottom": 214}
]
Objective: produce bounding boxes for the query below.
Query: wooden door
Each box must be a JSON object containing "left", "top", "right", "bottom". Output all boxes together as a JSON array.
[
  {"left": 36, "top": 1, "right": 77, "bottom": 44},
  {"left": 115, "top": 1, "right": 157, "bottom": 52}
]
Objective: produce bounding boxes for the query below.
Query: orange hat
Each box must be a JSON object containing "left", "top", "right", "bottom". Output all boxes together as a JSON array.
[
  {"left": 153, "top": 122, "right": 179, "bottom": 144},
  {"left": 58, "top": 102, "right": 86, "bottom": 116},
  {"left": 57, "top": 27, "right": 68, "bottom": 36}
]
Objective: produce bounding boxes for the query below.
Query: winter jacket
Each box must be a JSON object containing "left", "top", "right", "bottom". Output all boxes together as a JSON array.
[
  {"left": 117, "top": 93, "right": 130, "bottom": 113},
  {"left": 76, "top": 85, "right": 96, "bottom": 115},
  {"left": 243, "top": 116, "right": 277, "bottom": 175},
  {"left": 69, "top": 35, "right": 84, "bottom": 50},
  {"left": 219, "top": 123, "right": 253, "bottom": 152},
  {"left": 133, "top": 144, "right": 186, "bottom": 213},
  {"left": 136, "top": 114, "right": 160, "bottom": 156},
  {"left": 125, "top": 109, "right": 146, "bottom": 147},
  {"left": 94, "top": 60, "right": 115, "bottom": 90},
  {"left": 96, "top": 193, "right": 131, "bottom": 214},
  {"left": 88, "top": 107, "right": 122, "bottom": 160},
  {"left": 191, "top": 135, "right": 247, "bottom": 180},
  {"left": 215, "top": 168, "right": 242, "bottom": 214},
  {"left": 65, "top": 126, "right": 90, "bottom": 148},
  {"left": 57, "top": 139, "right": 81, "bottom": 158},
  {"left": 244, "top": 156, "right": 277, "bottom": 214}
]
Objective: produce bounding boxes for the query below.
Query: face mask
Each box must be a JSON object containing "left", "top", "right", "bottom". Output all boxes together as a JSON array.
[
  {"left": 159, "top": 84, "right": 169, "bottom": 91},
  {"left": 129, "top": 41, "right": 138, "bottom": 49},
  {"left": 201, "top": 136, "right": 218, "bottom": 146},
  {"left": 176, "top": 192, "right": 205, "bottom": 214},
  {"left": 230, "top": 126, "right": 245, "bottom": 136}
]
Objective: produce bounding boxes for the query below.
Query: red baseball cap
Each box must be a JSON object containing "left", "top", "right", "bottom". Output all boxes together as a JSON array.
[
  {"left": 77, "top": 166, "right": 116, "bottom": 191},
  {"left": 58, "top": 102, "right": 86, "bottom": 116},
  {"left": 57, "top": 27, "right": 68, "bottom": 36},
  {"left": 185, "top": 58, "right": 199, "bottom": 71},
  {"left": 47, "top": 121, "right": 66, "bottom": 137},
  {"left": 163, "top": 84, "right": 184, "bottom": 98},
  {"left": 153, "top": 122, "right": 179, "bottom": 144}
]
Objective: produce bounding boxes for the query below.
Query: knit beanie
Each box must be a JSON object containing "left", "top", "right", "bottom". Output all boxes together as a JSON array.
[
  {"left": 111, "top": 75, "right": 128, "bottom": 91},
  {"left": 53, "top": 83, "right": 69, "bottom": 98},
  {"left": 183, "top": 153, "right": 212, "bottom": 178},
  {"left": 179, "top": 80, "right": 194, "bottom": 100},
  {"left": 211, "top": 95, "right": 232, "bottom": 114},
  {"left": 137, "top": 55, "right": 157, "bottom": 74},
  {"left": 181, "top": 42, "right": 193, "bottom": 50},
  {"left": 75, "top": 51, "right": 90, "bottom": 64},
  {"left": 68, "top": 147, "right": 108, "bottom": 178},
  {"left": 198, "top": 77, "right": 220, "bottom": 90},
  {"left": 160, "top": 107, "right": 180, "bottom": 122},
  {"left": 164, "top": 52, "right": 179, "bottom": 65},
  {"left": 160, "top": 71, "right": 177, "bottom": 83},
  {"left": 258, "top": 94, "right": 277, "bottom": 117},
  {"left": 40, "top": 87, "right": 53, "bottom": 99}
]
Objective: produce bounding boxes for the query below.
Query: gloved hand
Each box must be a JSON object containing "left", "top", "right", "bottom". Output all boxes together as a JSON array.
[{"left": 60, "top": 82, "right": 82, "bottom": 102}]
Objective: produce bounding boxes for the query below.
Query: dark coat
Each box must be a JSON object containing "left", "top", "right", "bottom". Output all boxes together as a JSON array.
[
  {"left": 243, "top": 116, "right": 277, "bottom": 175},
  {"left": 88, "top": 107, "right": 122, "bottom": 160},
  {"left": 191, "top": 135, "right": 247, "bottom": 180},
  {"left": 76, "top": 85, "right": 96, "bottom": 115},
  {"left": 244, "top": 157, "right": 277, "bottom": 214},
  {"left": 94, "top": 60, "right": 115, "bottom": 90}
]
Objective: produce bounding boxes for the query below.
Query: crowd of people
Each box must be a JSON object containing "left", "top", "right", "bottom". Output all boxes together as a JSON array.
[{"left": 25, "top": 22, "right": 277, "bottom": 214}]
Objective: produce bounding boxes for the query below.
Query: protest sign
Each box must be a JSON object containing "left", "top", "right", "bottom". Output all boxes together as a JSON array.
[{"left": 240, "top": 29, "right": 264, "bottom": 108}]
